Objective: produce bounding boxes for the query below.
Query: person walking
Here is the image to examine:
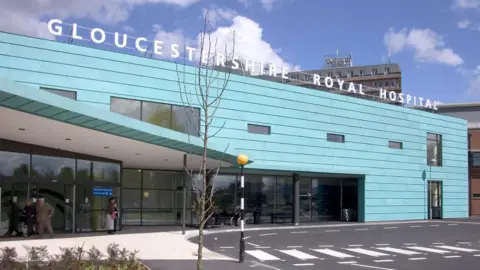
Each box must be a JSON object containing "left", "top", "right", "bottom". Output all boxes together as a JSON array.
[
  {"left": 36, "top": 196, "right": 54, "bottom": 238},
  {"left": 3, "top": 199, "right": 23, "bottom": 237},
  {"left": 106, "top": 197, "right": 118, "bottom": 234},
  {"left": 23, "top": 199, "right": 37, "bottom": 237}
]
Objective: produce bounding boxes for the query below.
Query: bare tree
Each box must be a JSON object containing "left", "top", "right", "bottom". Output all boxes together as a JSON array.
[{"left": 175, "top": 11, "right": 236, "bottom": 270}]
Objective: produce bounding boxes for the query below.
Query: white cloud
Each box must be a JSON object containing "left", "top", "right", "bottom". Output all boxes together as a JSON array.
[
  {"left": 123, "top": 25, "right": 136, "bottom": 33},
  {"left": 202, "top": 6, "right": 237, "bottom": 27},
  {"left": 384, "top": 27, "right": 463, "bottom": 66},
  {"left": 452, "top": 0, "right": 480, "bottom": 9},
  {"left": 198, "top": 15, "right": 300, "bottom": 73},
  {"left": 237, "top": 0, "right": 281, "bottom": 11},
  {"left": 457, "top": 19, "right": 472, "bottom": 28},
  {"left": 0, "top": 0, "right": 201, "bottom": 39},
  {"left": 458, "top": 66, "right": 480, "bottom": 93},
  {"left": 153, "top": 25, "right": 195, "bottom": 59}
]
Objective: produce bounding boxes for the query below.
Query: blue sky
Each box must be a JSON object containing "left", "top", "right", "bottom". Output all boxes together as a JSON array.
[{"left": 1, "top": 0, "right": 480, "bottom": 104}]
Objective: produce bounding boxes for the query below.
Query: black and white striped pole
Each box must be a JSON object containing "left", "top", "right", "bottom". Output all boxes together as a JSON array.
[{"left": 237, "top": 154, "right": 248, "bottom": 263}]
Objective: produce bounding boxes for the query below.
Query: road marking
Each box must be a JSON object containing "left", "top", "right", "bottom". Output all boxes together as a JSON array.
[
  {"left": 473, "top": 254, "right": 480, "bottom": 257},
  {"left": 278, "top": 249, "right": 318, "bottom": 260},
  {"left": 409, "top": 257, "right": 426, "bottom": 260},
  {"left": 430, "top": 224, "right": 440, "bottom": 227},
  {"left": 249, "top": 261, "right": 282, "bottom": 270},
  {"left": 259, "top": 233, "right": 277, "bottom": 236},
  {"left": 245, "top": 236, "right": 251, "bottom": 240},
  {"left": 338, "top": 261, "right": 357, "bottom": 264},
  {"left": 448, "top": 224, "right": 458, "bottom": 226},
  {"left": 256, "top": 247, "right": 271, "bottom": 249},
  {"left": 374, "top": 259, "right": 394, "bottom": 263},
  {"left": 349, "top": 244, "right": 364, "bottom": 247},
  {"left": 435, "top": 245, "right": 478, "bottom": 252},
  {"left": 219, "top": 246, "right": 234, "bottom": 249},
  {"left": 293, "top": 263, "right": 315, "bottom": 266},
  {"left": 325, "top": 230, "right": 340, "bottom": 232},
  {"left": 376, "top": 247, "right": 421, "bottom": 255},
  {"left": 318, "top": 245, "right": 334, "bottom": 248},
  {"left": 410, "top": 225, "right": 421, "bottom": 228},
  {"left": 247, "top": 242, "right": 261, "bottom": 247},
  {"left": 432, "top": 243, "right": 444, "bottom": 245},
  {"left": 355, "top": 228, "right": 368, "bottom": 231},
  {"left": 444, "top": 255, "right": 461, "bottom": 258},
  {"left": 375, "top": 244, "right": 390, "bottom": 246},
  {"left": 345, "top": 248, "right": 390, "bottom": 257},
  {"left": 384, "top": 227, "right": 398, "bottom": 229},
  {"left": 291, "top": 231, "right": 308, "bottom": 234},
  {"left": 312, "top": 248, "right": 355, "bottom": 258},
  {"left": 407, "top": 246, "right": 451, "bottom": 254},
  {"left": 457, "top": 242, "right": 471, "bottom": 244},
  {"left": 287, "top": 246, "right": 303, "bottom": 248},
  {"left": 246, "top": 250, "right": 281, "bottom": 261},
  {"left": 403, "top": 243, "right": 417, "bottom": 246},
  {"left": 350, "top": 263, "right": 396, "bottom": 270}
]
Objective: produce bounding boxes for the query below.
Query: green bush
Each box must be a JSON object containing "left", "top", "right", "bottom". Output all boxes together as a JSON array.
[{"left": 0, "top": 242, "right": 149, "bottom": 270}]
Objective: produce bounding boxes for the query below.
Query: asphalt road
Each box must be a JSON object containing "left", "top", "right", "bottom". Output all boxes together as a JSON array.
[{"left": 198, "top": 220, "right": 480, "bottom": 270}]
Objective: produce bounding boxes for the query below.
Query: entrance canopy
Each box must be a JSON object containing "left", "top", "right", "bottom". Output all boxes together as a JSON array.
[{"left": 0, "top": 78, "right": 243, "bottom": 170}]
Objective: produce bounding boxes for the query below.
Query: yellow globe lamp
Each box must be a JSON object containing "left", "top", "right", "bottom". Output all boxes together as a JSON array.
[{"left": 237, "top": 154, "right": 249, "bottom": 166}]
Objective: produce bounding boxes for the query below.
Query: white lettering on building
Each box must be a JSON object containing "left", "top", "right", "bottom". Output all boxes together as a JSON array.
[{"left": 46, "top": 19, "right": 440, "bottom": 110}]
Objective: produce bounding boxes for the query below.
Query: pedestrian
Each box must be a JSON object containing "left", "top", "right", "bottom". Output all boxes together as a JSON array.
[
  {"left": 106, "top": 197, "right": 118, "bottom": 234},
  {"left": 23, "top": 199, "right": 37, "bottom": 237},
  {"left": 3, "top": 199, "right": 23, "bottom": 237},
  {"left": 35, "top": 196, "right": 54, "bottom": 238}
]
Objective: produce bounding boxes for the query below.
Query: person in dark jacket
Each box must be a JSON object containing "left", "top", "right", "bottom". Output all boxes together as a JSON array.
[
  {"left": 3, "top": 199, "right": 23, "bottom": 237},
  {"left": 23, "top": 199, "right": 36, "bottom": 237}
]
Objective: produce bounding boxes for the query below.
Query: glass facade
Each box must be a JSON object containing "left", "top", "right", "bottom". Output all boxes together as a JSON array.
[
  {"left": 110, "top": 97, "right": 201, "bottom": 137},
  {"left": 0, "top": 139, "right": 121, "bottom": 234},
  {"left": 121, "top": 169, "right": 193, "bottom": 225}
]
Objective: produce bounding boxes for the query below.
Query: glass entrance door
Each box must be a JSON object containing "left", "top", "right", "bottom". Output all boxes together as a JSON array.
[
  {"left": 30, "top": 182, "right": 74, "bottom": 233},
  {"left": 0, "top": 182, "right": 29, "bottom": 235},
  {"left": 428, "top": 181, "right": 443, "bottom": 219}
]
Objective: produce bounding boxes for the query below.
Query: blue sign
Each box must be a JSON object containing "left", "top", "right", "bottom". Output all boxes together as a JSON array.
[{"left": 93, "top": 187, "right": 112, "bottom": 197}]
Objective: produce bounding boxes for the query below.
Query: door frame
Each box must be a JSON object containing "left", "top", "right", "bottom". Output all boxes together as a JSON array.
[
  {"left": 427, "top": 180, "right": 443, "bottom": 219},
  {"left": 29, "top": 180, "right": 75, "bottom": 233}
]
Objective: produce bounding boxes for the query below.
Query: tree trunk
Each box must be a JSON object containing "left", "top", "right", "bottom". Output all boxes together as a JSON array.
[{"left": 197, "top": 105, "right": 209, "bottom": 270}]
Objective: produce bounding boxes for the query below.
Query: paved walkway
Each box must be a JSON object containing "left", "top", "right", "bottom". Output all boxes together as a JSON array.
[{"left": 0, "top": 230, "right": 233, "bottom": 263}]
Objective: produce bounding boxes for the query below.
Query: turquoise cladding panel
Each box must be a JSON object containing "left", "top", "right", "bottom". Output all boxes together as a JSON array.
[{"left": 0, "top": 32, "right": 468, "bottom": 222}]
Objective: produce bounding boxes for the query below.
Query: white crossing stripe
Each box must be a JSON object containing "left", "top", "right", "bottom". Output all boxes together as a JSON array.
[
  {"left": 246, "top": 250, "right": 281, "bottom": 261},
  {"left": 293, "top": 263, "right": 314, "bottom": 266},
  {"left": 435, "top": 245, "right": 478, "bottom": 252},
  {"left": 278, "top": 250, "right": 318, "bottom": 260},
  {"left": 407, "top": 246, "right": 451, "bottom": 254},
  {"left": 409, "top": 257, "right": 426, "bottom": 260},
  {"left": 444, "top": 255, "right": 461, "bottom": 258},
  {"left": 376, "top": 247, "right": 422, "bottom": 255},
  {"left": 345, "top": 248, "right": 390, "bottom": 257},
  {"left": 312, "top": 249, "right": 355, "bottom": 258}
]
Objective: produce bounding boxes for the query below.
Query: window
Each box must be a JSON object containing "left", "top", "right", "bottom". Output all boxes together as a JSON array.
[
  {"left": 142, "top": 101, "right": 171, "bottom": 129},
  {"left": 248, "top": 124, "right": 271, "bottom": 135},
  {"left": 304, "top": 75, "right": 311, "bottom": 81},
  {"left": 427, "top": 133, "right": 442, "bottom": 166},
  {"left": 359, "top": 70, "right": 364, "bottom": 76},
  {"left": 111, "top": 97, "right": 141, "bottom": 120},
  {"left": 41, "top": 87, "right": 77, "bottom": 100},
  {"left": 327, "top": 72, "right": 333, "bottom": 77},
  {"left": 372, "top": 68, "right": 378, "bottom": 75},
  {"left": 472, "top": 152, "right": 480, "bottom": 167},
  {"left": 349, "top": 71, "right": 354, "bottom": 77},
  {"left": 473, "top": 193, "right": 480, "bottom": 199},
  {"left": 384, "top": 68, "right": 390, "bottom": 74},
  {"left": 110, "top": 97, "right": 200, "bottom": 136},
  {"left": 290, "top": 75, "right": 298, "bottom": 80},
  {"left": 327, "top": 133, "right": 345, "bottom": 143},
  {"left": 336, "top": 72, "right": 342, "bottom": 78},
  {"left": 388, "top": 141, "right": 403, "bottom": 149}
]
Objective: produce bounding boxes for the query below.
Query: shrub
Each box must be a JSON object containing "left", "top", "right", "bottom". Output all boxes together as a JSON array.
[{"left": 0, "top": 243, "right": 149, "bottom": 270}]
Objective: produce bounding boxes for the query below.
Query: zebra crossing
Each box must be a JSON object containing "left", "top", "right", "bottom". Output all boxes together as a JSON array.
[{"left": 245, "top": 244, "right": 480, "bottom": 263}]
